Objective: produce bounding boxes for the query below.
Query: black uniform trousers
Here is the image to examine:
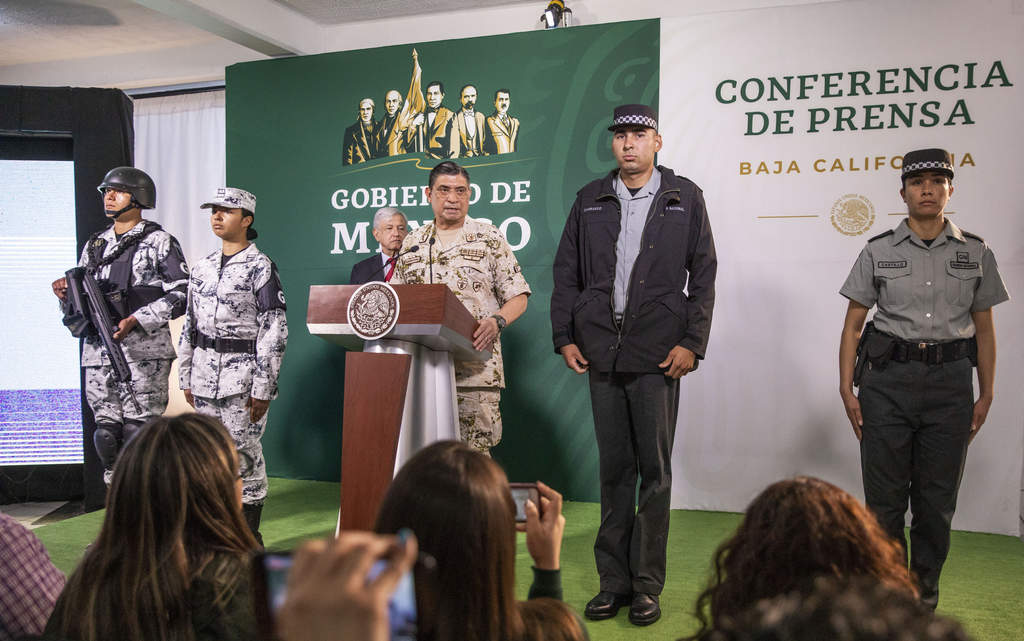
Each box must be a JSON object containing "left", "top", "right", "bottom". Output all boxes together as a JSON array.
[
  {"left": 858, "top": 357, "right": 973, "bottom": 610},
  {"left": 589, "top": 370, "right": 679, "bottom": 595}
]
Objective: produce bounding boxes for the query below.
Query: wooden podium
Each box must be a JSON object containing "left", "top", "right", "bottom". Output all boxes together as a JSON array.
[{"left": 306, "top": 284, "right": 488, "bottom": 531}]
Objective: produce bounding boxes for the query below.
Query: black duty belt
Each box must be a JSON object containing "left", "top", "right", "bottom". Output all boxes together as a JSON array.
[
  {"left": 192, "top": 330, "right": 256, "bottom": 354},
  {"left": 890, "top": 337, "right": 971, "bottom": 365}
]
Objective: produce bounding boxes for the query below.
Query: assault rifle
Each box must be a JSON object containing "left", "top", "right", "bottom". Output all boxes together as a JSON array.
[{"left": 63, "top": 267, "right": 142, "bottom": 412}]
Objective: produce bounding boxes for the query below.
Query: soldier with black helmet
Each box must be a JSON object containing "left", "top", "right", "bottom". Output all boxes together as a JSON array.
[
  {"left": 838, "top": 148, "right": 1010, "bottom": 609},
  {"left": 52, "top": 167, "right": 189, "bottom": 484}
]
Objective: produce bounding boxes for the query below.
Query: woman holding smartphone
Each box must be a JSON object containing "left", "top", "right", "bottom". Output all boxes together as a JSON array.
[{"left": 374, "top": 440, "right": 587, "bottom": 641}]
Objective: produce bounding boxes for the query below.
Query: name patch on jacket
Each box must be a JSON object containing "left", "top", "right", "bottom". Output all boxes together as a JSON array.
[
  {"left": 666, "top": 205, "right": 686, "bottom": 212},
  {"left": 583, "top": 206, "right": 603, "bottom": 213},
  {"left": 877, "top": 260, "right": 907, "bottom": 269},
  {"left": 949, "top": 260, "right": 979, "bottom": 269}
]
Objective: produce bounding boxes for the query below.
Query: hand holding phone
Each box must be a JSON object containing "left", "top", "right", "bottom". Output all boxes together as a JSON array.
[
  {"left": 271, "top": 532, "right": 418, "bottom": 641},
  {"left": 519, "top": 481, "right": 565, "bottom": 571},
  {"left": 509, "top": 483, "right": 540, "bottom": 523}
]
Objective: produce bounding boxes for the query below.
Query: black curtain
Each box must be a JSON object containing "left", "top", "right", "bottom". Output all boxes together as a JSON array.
[{"left": 0, "top": 86, "right": 134, "bottom": 511}]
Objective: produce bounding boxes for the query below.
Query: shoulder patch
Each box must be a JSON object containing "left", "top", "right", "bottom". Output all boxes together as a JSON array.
[
  {"left": 256, "top": 263, "right": 286, "bottom": 313},
  {"left": 868, "top": 229, "right": 895, "bottom": 242}
]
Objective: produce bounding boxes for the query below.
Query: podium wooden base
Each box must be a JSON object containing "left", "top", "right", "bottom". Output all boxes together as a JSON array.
[{"left": 339, "top": 351, "right": 411, "bottom": 531}]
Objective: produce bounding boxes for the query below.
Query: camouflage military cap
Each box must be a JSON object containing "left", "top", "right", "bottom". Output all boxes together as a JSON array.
[{"left": 201, "top": 187, "right": 257, "bottom": 216}]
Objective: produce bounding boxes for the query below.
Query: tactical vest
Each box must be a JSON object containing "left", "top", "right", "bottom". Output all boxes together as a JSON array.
[{"left": 85, "top": 222, "right": 166, "bottom": 320}]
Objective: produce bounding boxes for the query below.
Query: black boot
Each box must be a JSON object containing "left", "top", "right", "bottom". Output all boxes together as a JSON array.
[{"left": 242, "top": 502, "right": 265, "bottom": 548}]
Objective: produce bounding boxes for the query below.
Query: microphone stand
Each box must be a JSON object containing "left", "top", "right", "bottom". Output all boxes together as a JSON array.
[{"left": 428, "top": 236, "right": 436, "bottom": 284}]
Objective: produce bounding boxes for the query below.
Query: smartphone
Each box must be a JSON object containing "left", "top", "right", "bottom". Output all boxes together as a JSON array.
[
  {"left": 252, "top": 551, "right": 293, "bottom": 639},
  {"left": 252, "top": 550, "right": 417, "bottom": 641},
  {"left": 509, "top": 482, "right": 540, "bottom": 523}
]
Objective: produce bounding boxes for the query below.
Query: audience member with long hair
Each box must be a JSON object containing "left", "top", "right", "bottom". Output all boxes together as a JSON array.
[
  {"left": 44, "top": 413, "right": 259, "bottom": 641},
  {"left": 699, "top": 576, "right": 972, "bottom": 641},
  {"left": 373, "top": 440, "right": 588, "bottom": 641},
  {"left": 683, "top": 476, "right": 916, "bottom": 640}
]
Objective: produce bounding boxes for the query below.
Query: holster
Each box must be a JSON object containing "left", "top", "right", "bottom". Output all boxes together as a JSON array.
[{"left": 854, "top": 322, "right": 895, "bottom": 387}]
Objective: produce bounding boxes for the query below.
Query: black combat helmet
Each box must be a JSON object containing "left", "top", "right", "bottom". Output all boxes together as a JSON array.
[{"left": 97, "top": 166, "right": 156, "bottom": 209}]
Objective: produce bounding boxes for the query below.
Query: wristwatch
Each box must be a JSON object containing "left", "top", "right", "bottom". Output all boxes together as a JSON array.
[{"left": 490, "top": 314, "right": 507, "bottom": 331}]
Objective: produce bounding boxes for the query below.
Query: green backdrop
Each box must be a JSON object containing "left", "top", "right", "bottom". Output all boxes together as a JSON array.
[{"left": 225, "top": 19, "right": 659, "bottom": 501}]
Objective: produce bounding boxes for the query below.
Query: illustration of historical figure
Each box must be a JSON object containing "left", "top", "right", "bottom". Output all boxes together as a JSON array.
[
  {"left": 343, "top": 98, "right": 377, "bottom": 165},
  {"left": 485, "top": 88, "right": 519, "bottom": 155},
  {"left": 377, "top": 89, "right": 415, "bottom": 157},
  {"left": 413, "top": 81, "right": 454, "bottom": 159},
  {"left": 449, "top": 84, "right": 489, "bottom": 158}
]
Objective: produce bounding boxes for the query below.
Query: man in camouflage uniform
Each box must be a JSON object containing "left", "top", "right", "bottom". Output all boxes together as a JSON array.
[
  {"left": 392, "top": 161, "right": 530, "bottom": 455},
  {"left": 52, "top": 167, "right": 189, "bottom": 485},
  {"left": 178, "top": 187, "right": 288, "bottom": 543}
]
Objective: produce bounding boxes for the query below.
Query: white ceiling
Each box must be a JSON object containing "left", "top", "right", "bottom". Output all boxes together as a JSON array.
[
  {"left": 0, "top": 0, "right": 542, "bottom": 90},
  {"left": 270, "top": 0, "right": 536, "bottom": 24}
]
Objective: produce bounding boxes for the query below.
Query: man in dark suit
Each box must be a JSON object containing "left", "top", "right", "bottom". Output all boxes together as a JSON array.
[
  {"left": 343, "top": 98, "right": 377, "bottom": 165},
  {"left": 349, "top": 207, "right": 409, "bottom": 284}
]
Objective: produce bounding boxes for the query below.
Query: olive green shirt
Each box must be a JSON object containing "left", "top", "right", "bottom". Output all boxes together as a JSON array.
[{"left": 840, "top": 219, "right": 1009, "bottom": 341}]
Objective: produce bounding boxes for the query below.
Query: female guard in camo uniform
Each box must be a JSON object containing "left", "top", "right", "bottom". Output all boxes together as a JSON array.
[{"left": 178, "top": 187, "right": 287, "bottom": 544}]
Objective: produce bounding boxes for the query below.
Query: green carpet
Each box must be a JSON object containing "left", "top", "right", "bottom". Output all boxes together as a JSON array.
[{"left": 33, "top": 478, "right": 1024, "bottom": 641}]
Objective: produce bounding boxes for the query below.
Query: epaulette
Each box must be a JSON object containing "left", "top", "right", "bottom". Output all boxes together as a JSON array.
[
  {"left": 961, "top": 230, "right": 984, "bottom": 243},
  {"left": 867, "top": 229, "right": 894, "bottom": 242}
]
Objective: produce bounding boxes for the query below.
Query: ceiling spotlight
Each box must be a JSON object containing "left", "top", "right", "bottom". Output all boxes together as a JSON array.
[{"left": 541, "top": 0, "right": 572, "bottom": 29}]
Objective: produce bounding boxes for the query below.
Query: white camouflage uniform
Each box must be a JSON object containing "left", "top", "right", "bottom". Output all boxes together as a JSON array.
[
  {"left": 79, "top": 220, "right": 189, "bottom": 425},
  {"left": 178, "top": 244, "right": 288, "bottom": 505}
]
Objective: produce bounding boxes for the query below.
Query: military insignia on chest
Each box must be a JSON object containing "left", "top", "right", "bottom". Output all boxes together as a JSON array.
[
  {"left": 949, "top": 259, "right": 979, "bottom": 269},
  {"left": 876, "top": 260, "right": 907, "bottom": 269},
  {"left": 403, "top": 254, "right": 425, "bottom": 265},
  {"left": 460, "top": 248, "right": 486, "bottom": 262}
]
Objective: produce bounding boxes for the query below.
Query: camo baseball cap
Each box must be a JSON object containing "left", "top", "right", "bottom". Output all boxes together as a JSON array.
[{"left": 201, "top": 187, "right": 256, "bottom": 215}]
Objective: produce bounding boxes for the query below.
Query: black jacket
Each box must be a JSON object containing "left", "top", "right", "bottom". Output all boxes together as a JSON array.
[
  {"left": 349, "top": 254, "right": 389, "bottom": 284},
  {"left": 550, "top": 166, "right": 716, "bottom": 373}
]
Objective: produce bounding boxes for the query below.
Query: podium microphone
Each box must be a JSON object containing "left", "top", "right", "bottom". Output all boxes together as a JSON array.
[
  {"left": 428, "top": 236, "right": 436, "bottom": 284},
  {"left": 364, "top": 245, "right": 420, "bottom": 282}
]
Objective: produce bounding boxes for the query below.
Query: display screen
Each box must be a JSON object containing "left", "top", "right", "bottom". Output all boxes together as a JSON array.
[{"left": 0, "top": 159, "right": 83, "bottom": 465}]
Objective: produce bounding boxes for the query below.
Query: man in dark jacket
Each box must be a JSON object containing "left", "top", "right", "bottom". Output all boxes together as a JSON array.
[
  {"left": 550, "top": 104, "right": 717, "bottom": 626},
  {"left": 349, "top": 207, "right": 409, "bottom": 284}
]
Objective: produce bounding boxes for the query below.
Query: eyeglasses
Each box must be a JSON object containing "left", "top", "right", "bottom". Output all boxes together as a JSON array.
[{"left": 434, "top": 185, "right": 470, "bottom": 199}]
